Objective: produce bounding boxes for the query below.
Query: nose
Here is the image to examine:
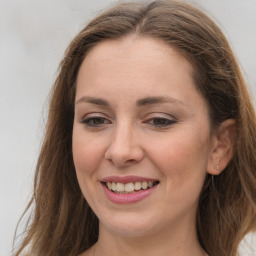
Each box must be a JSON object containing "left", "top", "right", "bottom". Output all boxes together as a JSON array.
[{"left": 105, "top": 122, "right": 144, "bottom": 168}]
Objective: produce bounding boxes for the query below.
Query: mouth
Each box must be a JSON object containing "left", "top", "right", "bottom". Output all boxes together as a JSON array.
[{"left": 101, "top": 180, "right": 160, "bottom": 194}]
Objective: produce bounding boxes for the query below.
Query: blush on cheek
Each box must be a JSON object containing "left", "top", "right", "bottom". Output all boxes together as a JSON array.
[
  {"left": 73, "top": 133, "right": 89, "bottom": 170},
  {"left": 73, "top": 138, "right": 105, "bottom": 179},
  {"left": 73, "top": 150, "right": 95, "bottom": 176}
]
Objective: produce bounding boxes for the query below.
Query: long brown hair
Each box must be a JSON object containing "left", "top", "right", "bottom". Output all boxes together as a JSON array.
[{"left": 14, "top": 1, "right": 256, "bottom": 256}]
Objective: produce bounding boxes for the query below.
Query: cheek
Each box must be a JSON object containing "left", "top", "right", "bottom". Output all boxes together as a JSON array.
[
  {"left": 72, "top": 129, "right": 105, "bottom": 178},
  {"left": 148, "top": 130, "right": 210, "bottom": 190},
  {"left": 149, "top": 135, "right": 209, "bottom": 216},
  {"left": 72, "top": 129, "right": 108, "bottom": 205}
]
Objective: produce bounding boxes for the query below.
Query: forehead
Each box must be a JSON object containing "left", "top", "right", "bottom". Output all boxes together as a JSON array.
[
  {"left": 81, "top": 36, "right": 193, "bottom": 67},
  {"left": 75, "top": 36, "right": 207, "bottom": 112},
  {"left": 77, "top": 36, "right": 195, "bottom": 88}
]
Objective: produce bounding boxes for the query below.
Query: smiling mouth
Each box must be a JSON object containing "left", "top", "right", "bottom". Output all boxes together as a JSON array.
[{"left": 102, "top": 181, "right": 159, "bottom": 194}]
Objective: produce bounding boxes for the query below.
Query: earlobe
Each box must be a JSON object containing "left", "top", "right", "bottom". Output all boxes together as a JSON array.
[{"left": 207, "top": 119, "right": 236, "bottom": 175}]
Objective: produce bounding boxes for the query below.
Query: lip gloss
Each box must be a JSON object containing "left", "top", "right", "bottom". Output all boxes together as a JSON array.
[{"left": 101, "top": 183, "right": 158, "bottom": 204}]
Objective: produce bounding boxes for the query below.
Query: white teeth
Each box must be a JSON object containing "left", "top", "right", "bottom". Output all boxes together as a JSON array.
[
  {"left": 134, "top": 181, "right": 142, "bottom": 190},
  {"left": 124, "top": 182, "right": 134, "bottom": 192},
  {"left": 107, "top": 182, "right": 112, "bottom": 190},
  {"left": 142, "top": 181, "right": 148, "bottom": 190},
  {"left": 116, "top": 183, "right": 125, "bottom": 192},
  {"left": 105, "top": 181, "right": 157, "bottom": 193},
  {"left": 112, "top": 182, "right": 116, "bottom": 191},
  {"left": 148, "top": 181, "right": 153, "bottom": 188}
]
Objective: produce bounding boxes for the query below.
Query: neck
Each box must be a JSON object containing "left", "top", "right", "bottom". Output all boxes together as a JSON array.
[{"left": 93, "top": 219, "right": 206, "bottom": 256}]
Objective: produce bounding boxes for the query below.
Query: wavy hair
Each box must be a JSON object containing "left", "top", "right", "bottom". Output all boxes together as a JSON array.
[{"left": 14, "top": 1, "right": 256, "bottom": 256}]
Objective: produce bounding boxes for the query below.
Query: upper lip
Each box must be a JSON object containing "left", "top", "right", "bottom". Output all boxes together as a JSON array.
[{"left": 101, "top": 175, "right": 159, "bottom": 184}]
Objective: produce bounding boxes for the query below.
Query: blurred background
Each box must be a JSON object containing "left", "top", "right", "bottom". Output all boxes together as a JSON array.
[{"left": 0, "top": 0, "right": 255, "bottom": 255}]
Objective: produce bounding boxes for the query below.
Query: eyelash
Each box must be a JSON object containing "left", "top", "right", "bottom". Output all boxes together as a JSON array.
[
  {"left": 146, "top": 117, "right": 177, "bottom": 127},
  {"left": 81, "top": 117, "right": 111, "bottom": 127},
  {"left": 81, "top": 115, "right": 176, "bottom": 129}
]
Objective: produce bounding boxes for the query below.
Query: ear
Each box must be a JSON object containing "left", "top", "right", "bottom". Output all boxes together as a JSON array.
[{"left": 207, "top": 119, "right": 236, "bottom": 175}]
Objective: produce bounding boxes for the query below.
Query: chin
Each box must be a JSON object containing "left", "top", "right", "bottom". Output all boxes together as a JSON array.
[{"left": 98, "top": 211, "right": 162, "bottom": 237}]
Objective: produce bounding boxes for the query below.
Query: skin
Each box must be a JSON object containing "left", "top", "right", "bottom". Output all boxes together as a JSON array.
[{"left": 72, "top": 36, "right": 235, "bottom": 256}]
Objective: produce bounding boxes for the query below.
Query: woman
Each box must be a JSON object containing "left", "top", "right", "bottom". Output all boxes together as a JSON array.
[{"left": 14, "top": 1, "right": 256, "bottom": 256}]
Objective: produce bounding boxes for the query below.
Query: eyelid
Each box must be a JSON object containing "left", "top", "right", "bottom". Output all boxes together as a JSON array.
[
  {"left": 143, "top": 112, "right": 177, "bottom": 127},
  {"left": 81, "top": 112, "right": 110, "bottom": 119},
  {"left": 80, "top": 112, "right": 112, "bottom": 127},
  {"left": 144, "top": 112, "right": 176, "bottom": 120}
]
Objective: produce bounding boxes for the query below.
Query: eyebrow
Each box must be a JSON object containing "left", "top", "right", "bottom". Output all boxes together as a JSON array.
[
  {"left": 75, "top": 96, "right": 184, "bottom": 107},
  {"left": 136, "top": 96, "right": 184, "bottom": 106},
  {"left": 75, "top": 96, "right": 110, "bottom": 107}
]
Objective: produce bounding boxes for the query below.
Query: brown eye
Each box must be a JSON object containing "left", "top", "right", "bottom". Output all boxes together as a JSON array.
[
  {"left": 148, "top": 118, "right": 176, "bottom": 127},
  {"left": 82, "top": 117, "right": 110, "bottom": 127}
]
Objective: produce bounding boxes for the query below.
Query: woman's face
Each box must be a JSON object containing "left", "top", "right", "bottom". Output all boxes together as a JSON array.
[{"left": 73, "top": 37, "right": 215, "bottom": 237}]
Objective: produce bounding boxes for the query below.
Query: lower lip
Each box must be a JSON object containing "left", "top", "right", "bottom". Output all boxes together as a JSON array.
[{"left": 101, "top": 183, "right": 158, "bottom": 204}]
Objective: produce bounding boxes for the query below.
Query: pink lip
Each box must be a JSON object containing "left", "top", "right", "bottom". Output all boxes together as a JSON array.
[
  {"left": 101, "top": 181, "right": 159, "bottom": 204},
  {"left": 101, "top": 175, "right": 158, "bottom": 184}
]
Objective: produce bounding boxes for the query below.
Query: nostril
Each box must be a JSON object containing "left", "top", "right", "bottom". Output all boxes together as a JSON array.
[{"left": 104, "top": 135, "right": 144, "bottom": 167}]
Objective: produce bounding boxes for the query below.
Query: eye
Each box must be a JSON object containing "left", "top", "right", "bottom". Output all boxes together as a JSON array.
[
  {"left": 144, "top": 114, "right": 177, "bottom": 128},
  {"left": 82, "top": 117, "right": 111, "bottom": 127},
  {"left": 149, "top": 117, "right": 176, "bottom": 127}
]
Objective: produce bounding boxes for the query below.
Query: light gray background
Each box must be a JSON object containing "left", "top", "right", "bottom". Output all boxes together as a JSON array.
[{"left": 0, "top": 0, "right": 255, "bottom": 255}]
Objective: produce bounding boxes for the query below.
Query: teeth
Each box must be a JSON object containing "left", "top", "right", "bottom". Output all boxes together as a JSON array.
[
  {"left": 134, "top": 181, "right": 142, "bottom": 190},
  {"left": 112, "top": 182, "right": 116, "bottom": 191},
  {"left": 142, "top": 181, "right": 148, "bottom": 189},
  {"left": 116, "top": 182, "right": 125, "bottom": 192},
  {"left": 105, "top": 181, "right": 157, "bottom": 193},
  {"left": 107, "top": 182, "right": 112, "bottom": 190},
  {"left": 124, "top": 182, "right": 134, "bottom": 192}
]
